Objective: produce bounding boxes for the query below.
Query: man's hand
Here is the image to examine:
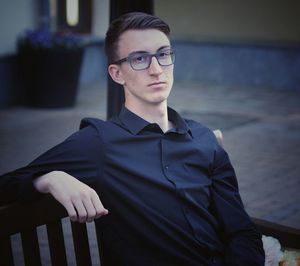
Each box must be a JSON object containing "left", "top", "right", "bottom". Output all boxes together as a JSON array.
[{"left": 33, "top": 171, "right": 109, "bottom": 223}]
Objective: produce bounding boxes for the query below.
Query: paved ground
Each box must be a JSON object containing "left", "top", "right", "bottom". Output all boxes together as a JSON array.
[{"left": 1, "top": 81, "right": 300, "bottom": 265}]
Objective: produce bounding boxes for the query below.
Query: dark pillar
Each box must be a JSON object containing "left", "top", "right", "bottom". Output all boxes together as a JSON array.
[
  {"left": 106, "top": 0, "right": 154, "bottom": 119},
  {"left": 39, "top": 0, "right": 50, "bottom": 31}
]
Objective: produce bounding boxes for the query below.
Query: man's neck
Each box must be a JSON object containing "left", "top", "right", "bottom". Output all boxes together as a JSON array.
[{"left": 125, "top": 102, "right": 172, "bottom": 133}]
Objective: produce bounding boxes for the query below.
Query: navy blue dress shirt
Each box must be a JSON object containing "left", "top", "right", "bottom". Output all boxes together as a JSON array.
[{"left": 0, "top": 106, "right": 264, "bottom": 266}]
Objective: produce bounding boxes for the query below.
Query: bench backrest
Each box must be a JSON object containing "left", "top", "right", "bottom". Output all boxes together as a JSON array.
[{"left": 0, "top": 196, "right": 99, "bottom": 266}]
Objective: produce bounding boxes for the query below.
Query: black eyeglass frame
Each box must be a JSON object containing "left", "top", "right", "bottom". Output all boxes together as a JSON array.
[{"left": 111, "top": 48, "right": 175, "bottom": 71}]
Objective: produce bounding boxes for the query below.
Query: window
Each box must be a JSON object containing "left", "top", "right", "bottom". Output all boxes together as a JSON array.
[
  {"left": 56, "top": 0, "right": 92, "bottom": 33},
  {"left": 66, "top": 0, "right": 79, "bottom": 26}
]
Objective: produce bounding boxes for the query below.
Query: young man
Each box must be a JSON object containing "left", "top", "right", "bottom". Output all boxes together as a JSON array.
[{"left": 0, "top": 12, "right": 264, "bottom": 265}]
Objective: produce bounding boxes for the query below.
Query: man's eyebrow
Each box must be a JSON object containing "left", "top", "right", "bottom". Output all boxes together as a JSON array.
[
  {"left": 157, "top": 45, "right": 171, "bottom": 51},
  {"left": 129, "top": 46, "right": 172, "bottom": 55}
]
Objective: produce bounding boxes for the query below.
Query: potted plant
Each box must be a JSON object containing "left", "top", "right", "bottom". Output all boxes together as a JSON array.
[{"left": 17, "top": 30, "right": 86, "bottom": 108}]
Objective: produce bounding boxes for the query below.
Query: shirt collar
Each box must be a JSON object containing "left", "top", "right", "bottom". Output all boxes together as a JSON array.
[{"left": 117, "top": 106, "right": 192, "bottom": 137}]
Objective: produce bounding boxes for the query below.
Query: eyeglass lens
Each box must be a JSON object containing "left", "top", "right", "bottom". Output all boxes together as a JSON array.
[{"left": 130, "top": 49, "right": 174, "bottom": 70}]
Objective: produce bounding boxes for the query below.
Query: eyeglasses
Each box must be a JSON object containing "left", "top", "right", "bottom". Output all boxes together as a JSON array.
[{"left": 112, "top": 48, "right": 175, "bottom": 71}]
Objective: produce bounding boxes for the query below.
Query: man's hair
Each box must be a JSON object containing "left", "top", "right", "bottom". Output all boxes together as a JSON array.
[{"left": 105, "top": 12, "right": 170, "bottom": 64}]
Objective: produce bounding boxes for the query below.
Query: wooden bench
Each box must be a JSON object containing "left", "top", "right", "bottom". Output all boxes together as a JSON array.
[
  {"left": 1, "top": 195, "right": 300, "bottom": 266},
  {"left": 0, "top": 196, "right": 100, "bottom": 266}
]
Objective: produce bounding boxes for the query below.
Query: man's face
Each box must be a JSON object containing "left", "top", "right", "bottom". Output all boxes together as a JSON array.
[{"left": 109, "top": 29, "right": 174, "bottom": 109}]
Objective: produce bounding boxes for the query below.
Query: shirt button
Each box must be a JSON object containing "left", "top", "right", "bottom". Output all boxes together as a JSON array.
[
  {"left": 165, "top": 165, "right": 169, "bottom": 170},
  {"left": 211, "top": 258, "right": 217, "bottom": 264}
]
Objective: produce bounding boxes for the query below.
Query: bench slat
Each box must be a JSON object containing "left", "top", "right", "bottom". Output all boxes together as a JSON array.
[
  {"left": 21, "top": 229, "right": 41, "bottom": 266},
  {"left": 47, "top": 220, "right": 68, "bottom": 265},
  {"left": 0, "top": 236, "right": 14, "bottom": 266},
  {"left": 71, "top": 221, "right": 92, "bottom": 266}
]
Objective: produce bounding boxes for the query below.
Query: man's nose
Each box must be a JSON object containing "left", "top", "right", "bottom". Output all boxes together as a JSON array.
[{"left": 148, "top": 56, "right": 163, "bottom": 75}]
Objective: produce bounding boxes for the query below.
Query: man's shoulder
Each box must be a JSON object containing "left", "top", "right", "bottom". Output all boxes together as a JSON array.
[
  {"left": 184, "top": 118, "right": 211, "bottom": 134},
  {"left": 61, "top": 118, "right": 107, "bottom": 145},
  {"left": 78, "top": 117, "right": 121, "bottom": 140},
  {"left": 80, "top": 117, "right": 120, "bottom": 131},
  {"left": 80, "top": 117, "right": 106, "bottom": 130},
  {"left": 184, "top": 118, "right": 219, "bottom": 144}
]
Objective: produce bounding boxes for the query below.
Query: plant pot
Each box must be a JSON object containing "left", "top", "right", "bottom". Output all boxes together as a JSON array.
[{"left": 18, "top": 47, "right": 83, "bottom": 108}]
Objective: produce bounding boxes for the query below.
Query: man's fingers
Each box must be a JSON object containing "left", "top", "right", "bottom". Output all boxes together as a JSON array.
[
  {"left": 72, "top": 198, "right": 87, "bottom": 223},
  {"left": 71, "top": 189, "right": 109, "bottom": 223},
  {"left": 82, "top": 196, "right": 97, "bottom": 223},
  {"left": 63, "top": 201, "right": 78, "bottom": 222},
  {"left": 82, "top": 191, "right": 109, "bottom": 222},
  {"left": 91, "top": 191, "right": 109, "bottom": 219}
]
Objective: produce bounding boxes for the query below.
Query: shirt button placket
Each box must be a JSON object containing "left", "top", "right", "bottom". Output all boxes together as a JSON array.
[{"left": 161, "top": 138, "right": 173, "bottom": 182}]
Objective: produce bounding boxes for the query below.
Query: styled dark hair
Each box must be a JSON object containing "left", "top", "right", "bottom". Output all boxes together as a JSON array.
[{"left": 105, "top": 12, "right": 170, "bottom": 64}]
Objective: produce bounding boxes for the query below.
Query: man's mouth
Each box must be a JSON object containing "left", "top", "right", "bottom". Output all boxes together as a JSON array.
[{"left": 147, "top": 81, "right": 166, "bottom": 87}]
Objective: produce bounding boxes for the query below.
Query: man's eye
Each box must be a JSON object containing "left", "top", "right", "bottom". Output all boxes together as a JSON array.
[
  {"left": 136, "top": 56, "right": 144, "bottom": 62},
  {"left": 158, "top": 51, "right": 171, "bottom": 58},
  {"left": 132, "top": 54, "right": 147, "bottom": 63}
]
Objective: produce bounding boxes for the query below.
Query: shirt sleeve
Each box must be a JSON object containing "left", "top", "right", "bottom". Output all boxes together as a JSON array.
[
  {"left": 210, "top": 140, "right": 265, "bottom": 265},
  {"left": 0, "top": 124, "right": 104, "bottom": 206}
]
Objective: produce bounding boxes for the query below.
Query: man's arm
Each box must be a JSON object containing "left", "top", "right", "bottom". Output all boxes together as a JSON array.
[
  {"left": 210, "top": 145, "right": 265, "bottom": 265},
  {"left": 0, "top": 125, "right": 108, "bottom": 223}
]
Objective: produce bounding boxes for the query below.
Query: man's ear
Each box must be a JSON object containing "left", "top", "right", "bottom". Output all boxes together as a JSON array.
[{"left": 108, "top": 64, "right": 125, "bottom": 85}]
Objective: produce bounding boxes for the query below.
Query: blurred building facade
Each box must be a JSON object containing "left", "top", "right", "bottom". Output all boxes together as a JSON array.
[
  {"left": 156, "top": 0, "right": 300, "bottom": 92},
  {"left": 0, "top": 0, "right": 299, "bottom": 107}
]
